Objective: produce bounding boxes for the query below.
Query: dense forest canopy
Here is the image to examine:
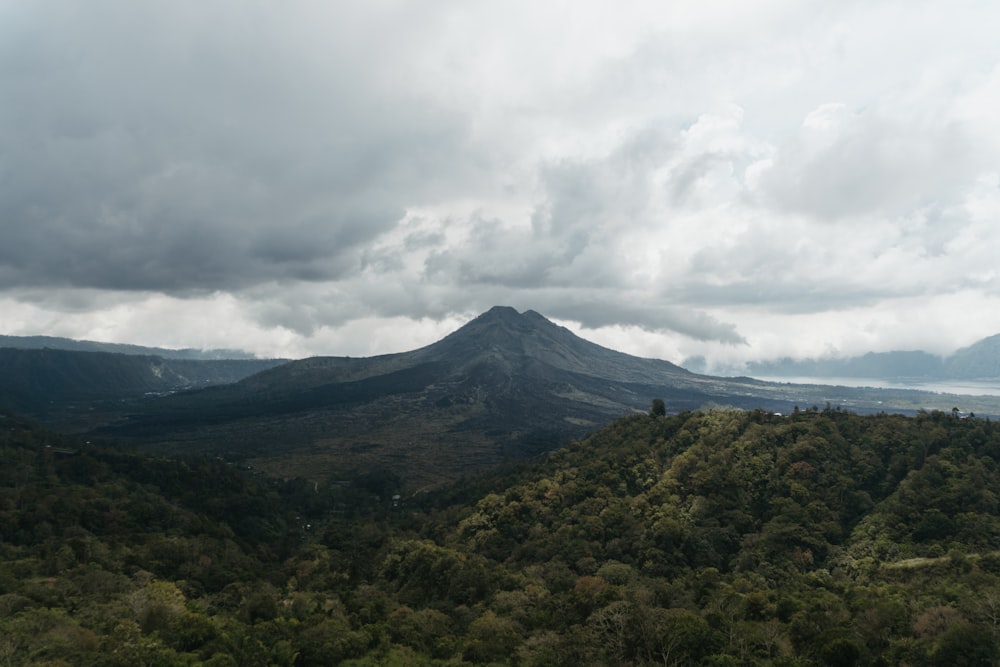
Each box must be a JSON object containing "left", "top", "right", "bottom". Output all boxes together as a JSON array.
[{"left": 2, "top": 407, "right": 1000, "bottom": 665}]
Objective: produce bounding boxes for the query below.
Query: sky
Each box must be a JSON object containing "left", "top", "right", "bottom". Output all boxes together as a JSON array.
[{"left": 2, "top": 1, "right": 1000, "bottom": 372}]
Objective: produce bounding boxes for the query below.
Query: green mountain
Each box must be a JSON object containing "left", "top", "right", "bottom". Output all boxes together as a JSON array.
[{"left": 2, "top": 408, "right": 999, "bottom": 665}]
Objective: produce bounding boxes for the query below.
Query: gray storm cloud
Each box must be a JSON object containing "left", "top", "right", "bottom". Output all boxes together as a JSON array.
[
  {"left": 3, "top": 1, "right": 1000, "bottom": 361},
  {"left": 0, "top": 2, "right": 475, "bottom": 292}
]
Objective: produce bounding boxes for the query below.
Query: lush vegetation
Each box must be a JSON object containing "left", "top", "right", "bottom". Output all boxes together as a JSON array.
[{"left": 2, "top": 407, "right": 1000, "bottom": 665}]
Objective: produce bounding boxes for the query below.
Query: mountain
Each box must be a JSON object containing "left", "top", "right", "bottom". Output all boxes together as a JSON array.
[
  {"left": 743, "top": 334, "right": 1000, "bottom": 381},
  {"left": 88, "top": 306, "right": 1000, "bottom": 486},
  {"left": 745, "top": 350, "right": 945, "bottom": 380},
  {"left": 0, "top": 333, "right": 263, "bottom": 360},
  {"left": 91, "top": 307, "right": 710, "bottom": 484},
  {"left": 0, "top": 347, "right": 286, "bottom": 416},
  {"left": 235, "top": 306, "right": 694, "bottom": 392},
  {"left": 0, "top": 334, "right": 259, "bottom": 359},
  {"left": 946, "top": 334, "right": 1000, "bottom": 378}
]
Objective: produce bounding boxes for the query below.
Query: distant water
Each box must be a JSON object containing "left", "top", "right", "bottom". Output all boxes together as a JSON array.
[{"left": 754, "top": 376, "right": 1000, "bottom": 397}]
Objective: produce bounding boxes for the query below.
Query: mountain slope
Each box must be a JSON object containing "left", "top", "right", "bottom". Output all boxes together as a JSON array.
[{"left": 410, "top": 408, "right": 1000, "bottom": 665}]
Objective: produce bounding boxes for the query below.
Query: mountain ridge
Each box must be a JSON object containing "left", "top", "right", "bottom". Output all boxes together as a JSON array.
[
  {"left": 738, "top": 334, "right": 1000, "bottom": 381},
  {"left": 0, "top": 334, "right": 262, "bottom": 360}
]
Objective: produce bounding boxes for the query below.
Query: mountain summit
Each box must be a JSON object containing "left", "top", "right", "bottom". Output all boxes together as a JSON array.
[{"left": 424, "top": 306, "right": 689, "bottom": 384}]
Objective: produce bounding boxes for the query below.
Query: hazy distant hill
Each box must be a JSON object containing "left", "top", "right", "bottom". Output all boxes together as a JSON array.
[
  {"left": 946, "top": 334, "right": 1000, "bottom": 378},
  {"left": 745, "top": 350, "right": 946, "bottom": 380},
  {"left": 0, "top": 347, "right": 286, "bottom": 414},
  {"left": 0, "top": 334, "right": 259, "bottom": 360},
  {"left": 90, "top": 307, "right": 1000, "bottom": 486},
  {"left": 745, "top": 335, "right": 1000, "bottom": 381}
]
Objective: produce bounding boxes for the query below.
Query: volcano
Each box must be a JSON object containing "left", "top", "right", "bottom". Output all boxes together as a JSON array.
[
  {"left": 90, "top": 307, "right": 727, "bottom": 483},
  {"left": 89, "top": 306, "right": 965, "bottom": 485}
]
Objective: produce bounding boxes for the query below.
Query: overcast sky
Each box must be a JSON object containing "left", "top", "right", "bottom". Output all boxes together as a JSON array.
[{"left": 2, "top": 1, "right": 1000, "bottom": 371}]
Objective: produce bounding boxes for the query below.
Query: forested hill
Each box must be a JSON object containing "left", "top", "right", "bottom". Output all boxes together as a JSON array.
[
  {"left": 0, "top": 347, "right": 285, "bottom": 413},
  {"left": 2, "top": 408, "right": 1000, "bottom": 664}
]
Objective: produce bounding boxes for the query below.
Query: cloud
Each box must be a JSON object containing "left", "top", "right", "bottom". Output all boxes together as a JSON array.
[
  {"left": 0, "top": 1, "right": 477, "bottom": 293},
  {"left": 544, "top": 300, "right": 747, "bottom": 345},
  {"left": 3, "top": 1, "right": 1000, "bottom": 368},
  {"left": 759, "top": 105, "right": 979, "bottom": 221}
]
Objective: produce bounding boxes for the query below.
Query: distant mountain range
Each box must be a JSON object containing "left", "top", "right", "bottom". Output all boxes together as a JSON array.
[
  {"left": 0, "top": 334, "right": 260, "bottom": 359},
  {"left": 732, "top": 335, "right": 1000, "bottom": 380}
]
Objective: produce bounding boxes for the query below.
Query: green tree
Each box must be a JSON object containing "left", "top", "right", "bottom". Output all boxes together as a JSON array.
[
  {"left": 929, "top": 622, "right": 998, "bottom": 666},
  {"left": 462, "top": 611, "right": 522, "bottom": 663},
  {"left": 651, "top": 398, "right": 666, "bottom": 417}
]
